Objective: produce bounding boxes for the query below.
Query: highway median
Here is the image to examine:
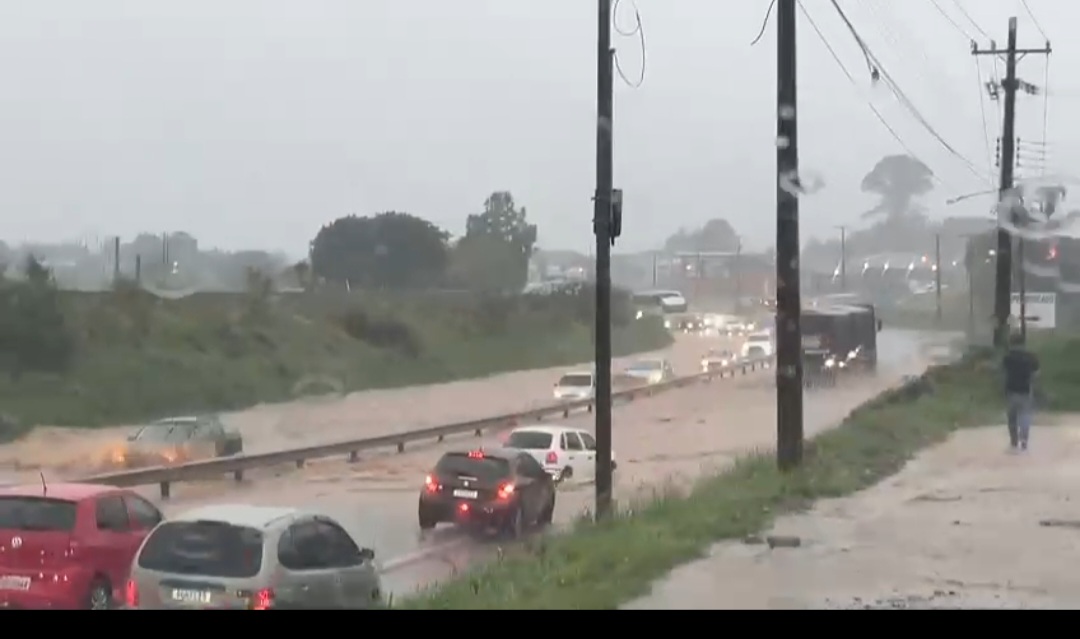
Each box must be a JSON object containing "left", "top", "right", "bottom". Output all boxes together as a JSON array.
[{"left": 397, "top": 336, "right": 1078, "bottom": 609}]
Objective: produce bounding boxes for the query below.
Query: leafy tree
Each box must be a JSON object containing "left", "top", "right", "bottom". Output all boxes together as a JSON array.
[
  {"left": 861, "top": 154, "right": 935, "bottom": 221},
  {"left": 460, "top": 191, "right": 537, "bottom": 291},
  {"left": 0, "top": 256, "right": 75, "bottom": 378},
  {"left": 664, "top": 218, "right": 740, "bottom": 253},
  {"left": 310, "top": 212, "right": 450, "bottom": 289},
  {"left": 448, "top": 235, "right": 524, "bottom": 292}
]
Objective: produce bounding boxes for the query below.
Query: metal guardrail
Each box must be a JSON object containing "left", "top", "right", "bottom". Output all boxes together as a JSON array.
[{"left": 75, "top": 355, "right": 774, "bottom": 499}]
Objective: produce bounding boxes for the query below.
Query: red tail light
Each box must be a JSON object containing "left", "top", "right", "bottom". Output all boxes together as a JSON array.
[
  {"left": 251, "top": 587, "right": 274, "bottom": 610},
  {"left": 125, "top": 579, "right": 139, "bottom": 608},
  {"left": 424, "top": 474, "right": 440, "bottom": 492},
  {"left": 545, "top": 451, "right": 558, "bottom": 465},
  {"left": 497, "top": 482, "right": 515, "bottom": 499}
]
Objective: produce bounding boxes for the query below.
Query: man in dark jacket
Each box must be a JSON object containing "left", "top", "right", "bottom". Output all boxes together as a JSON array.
[{"left": 1002, "top": 333, "right": 1040, "bottom": 451}]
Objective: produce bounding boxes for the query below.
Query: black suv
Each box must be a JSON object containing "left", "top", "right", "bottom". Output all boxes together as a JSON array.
[{"left": 418, "top": 448, "right": 556, "bottom": 538}]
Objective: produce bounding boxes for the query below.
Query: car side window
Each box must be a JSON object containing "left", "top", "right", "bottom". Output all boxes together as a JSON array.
[
  {"left": 278, "top": 521, "right": 327, "bottom": 571},
  {"left": 124, "top": 495, "right": 163, "bottom": 529},
  {"left": 516, "top": 454, "right": 546, "bottom": 480},
  {"left": 578, "top": 432, "right": 597, "bottom": 451},
  {"left": 95, "top": 496, "right": 130, "bottom": 532},
  {"left": 315, "top": 519, "right": 361, "bottom": 567},
  {"left": 564, "top": 432, "right": 584, "bottom": 451},
  {"left": 195, "top": 418, "right": 224, "bottom": 439}
]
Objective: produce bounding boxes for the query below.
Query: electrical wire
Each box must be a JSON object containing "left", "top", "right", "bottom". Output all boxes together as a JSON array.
[
  {"left": 928, "top": 0, "right": 973, "bottom": 40},
  {"left": 612, "top": 0, "right": 646, "bottom": 88},
  {"left": 1040, "top": 56, "right": 1050, "bottom": 177},
  {"left": 750, "top": 0, "right": 777, "bottom": 46},
  {"left": 829, "top": 0, "right": 990, "bottom": 184},
  {"left": 1021, "top": 0, "right": 1049, "bottom": 40},
  {"left": 797, "top": 1, "right": 923, "bottom": 164},
  {"left": 949, "top": 0, "right": 990, "bottom": 39},
  {"left": 974, "top": 58, "right": 996, "bottom": 175}
]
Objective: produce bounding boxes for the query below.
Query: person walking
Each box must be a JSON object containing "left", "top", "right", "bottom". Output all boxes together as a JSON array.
[{"left": 1003, "top": 332, "right": 1040, "bottom": 452}]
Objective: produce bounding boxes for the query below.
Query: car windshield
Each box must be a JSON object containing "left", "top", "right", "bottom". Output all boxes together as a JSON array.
[
  {"left": 506, "top": 431, "right": 554, "bottom": 450},
  {"left": 557, "top": 374, "right": 593, "bottom": 388},
  {"left": 133, "top": 421, "right": 195, "bottom": 443},
  {"left": 435, "top": 453, "right": 511, "bottom": 482},
  {"left": 137, "top": 520, "right": 264, "bottom": 578},
  {"left": 0, "top": 497, "right": 78, "bottom": 532}
]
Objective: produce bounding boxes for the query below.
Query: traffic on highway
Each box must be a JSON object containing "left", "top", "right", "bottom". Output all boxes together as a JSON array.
[{"left": 0, "top": 312, "right": 944, "bottom": 609}]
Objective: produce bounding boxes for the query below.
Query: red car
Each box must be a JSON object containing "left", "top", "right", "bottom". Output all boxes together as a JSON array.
[{"left": 0, "top": 482, "right": 164, "bottom": 609}]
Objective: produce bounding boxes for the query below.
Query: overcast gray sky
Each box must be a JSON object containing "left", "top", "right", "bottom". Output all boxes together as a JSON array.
[{"left": 0, "top": 0, "right": 1072, "bottom": 257}]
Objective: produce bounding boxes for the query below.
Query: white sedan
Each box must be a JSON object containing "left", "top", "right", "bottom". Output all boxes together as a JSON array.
[{"left": 504, "top": 425, "right": 617, "bottom": 484}]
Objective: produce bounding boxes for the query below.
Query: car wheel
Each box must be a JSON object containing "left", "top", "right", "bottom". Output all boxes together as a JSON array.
[
  {"left": 538, "top": 494, "right": 555, "bottom": 526},
  {"left": 86, "top": 577, "right": 112, "bottom": 610},
  {"left": 418, "top": 505, "right": 437, "bottom": 531},
  {"left": 557, "top": 466, "right": 573, "bottom": 484},
  {"left": 504, "top": 505, "right": 525, "bottom": 540}
]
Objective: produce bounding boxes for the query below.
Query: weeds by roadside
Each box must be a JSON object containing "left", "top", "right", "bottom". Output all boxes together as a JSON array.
[
  {"left": 0, "top": 278, "right": 671, "bottom": 429},
  {"left": 397, "top": 340, "right": 1070, "bottom": 610}
]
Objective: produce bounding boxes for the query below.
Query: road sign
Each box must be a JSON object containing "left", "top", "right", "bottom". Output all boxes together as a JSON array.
[{"left": 1010, "top": 291, "right": 1056, "bottom": 330}]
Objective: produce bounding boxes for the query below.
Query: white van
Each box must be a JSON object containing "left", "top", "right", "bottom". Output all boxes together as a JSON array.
[
  {"left": 741, "top": 331, "right": 775, "bottom": 358},
  {"left": 553, "top": 371, "right": 595, "bottom": 401}
]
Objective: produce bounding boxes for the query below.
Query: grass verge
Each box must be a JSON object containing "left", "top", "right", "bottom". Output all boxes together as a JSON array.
[
  {"left": 0, "top": 287, "right": 672, "bottom": 429},
  {"left": 400, "top": 338, "right": 1075, "bottom": 609}
]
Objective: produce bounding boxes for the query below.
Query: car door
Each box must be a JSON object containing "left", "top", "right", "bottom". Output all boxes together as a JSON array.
[
  {"left": 558, "top": 432, "right": 582, "bottom": 480},
  {"left": 93, "top": 495, "right": 142, "bottom": 591},
  {"left": 313, "top": 519, "right": 380, "bottom": 609},
  {"left": 275, "top": 520, "right": 338, "bottom": 609},
  {"left": 193, "top": 418, "right": 225, "bottom": 457},
  {"left": 576, "top": 431, "right": 598, "bottom": 480},
  {"left": 562, "top": 432, "right": 589, "bottom": 481}
]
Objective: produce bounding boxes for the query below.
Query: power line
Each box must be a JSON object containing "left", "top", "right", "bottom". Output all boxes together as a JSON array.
[
  {"left": 797, "top": 1, "right": 923, "bottom": 164},
  {"left": 1040, "top": 56, "right": 1050, "bottom": 177},
  {"left": 950, "top": 0, "right": 990, "bottom": 39},
  {"left": 1020, "top": 0, "right": 1049, "bottom": 40},
  {"left": 928, "top": 0, "right": 973, "bottom": 39},
  {"left": 750, "top": 0, "right": 777, "bottom": 46},
  {"left": 612, "top": 0, "right": 646, "bottom": 88},
  {"left": 829, "top": 0, "right": 990, "bottom": 184},
  {"left": 974, "top": 58, "right": 996, "bottom": 175}
]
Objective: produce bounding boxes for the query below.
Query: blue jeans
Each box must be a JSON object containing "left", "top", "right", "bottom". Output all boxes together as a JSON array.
[{"left": 1006, "top": 392, "right": 1034, "bottom": 447}]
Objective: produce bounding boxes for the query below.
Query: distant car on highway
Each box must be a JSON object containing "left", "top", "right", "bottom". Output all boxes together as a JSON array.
[
  {"left": 418, "top": 448, "right": 556, "bottom": 539},
  {"left": 504, "top": 425, "right": 616, "bottom": 483},
  {"left": 127, "top": 504, "right": 381, "bottom": 610},
  {"left": 700, "top": 348, "right": 736, "bottom": 373},
  {"left": 623, "top": 358, "right": 675, "bottom": 385},
  {"left": 741, "top": 330, "right": 775, "bottom": 359},
  {"left": 553, "top": 371, "right": 596, "bottom": 401},
  {"left": 0, "top": 482, "right": 164, "bottom": 609},
  {"left": 107, "top": 415, "right": 243, "bottom": 468}
]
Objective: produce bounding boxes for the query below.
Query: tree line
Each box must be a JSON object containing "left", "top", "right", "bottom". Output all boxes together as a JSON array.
[{"left": 305, "top": 190, "right": 538, "bottom": 293}]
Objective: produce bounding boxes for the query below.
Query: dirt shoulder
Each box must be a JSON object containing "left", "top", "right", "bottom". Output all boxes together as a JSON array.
[{"left": 626, "top": 417, "right": 1080, "bottom": 609}]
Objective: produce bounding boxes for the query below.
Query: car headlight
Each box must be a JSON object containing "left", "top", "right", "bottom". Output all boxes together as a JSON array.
[
  {"left": 847, "top": 349, "right": 858, "bottom": 360},
  {"left": 824, "top": 358, "right": 836, "bottom": 368}
]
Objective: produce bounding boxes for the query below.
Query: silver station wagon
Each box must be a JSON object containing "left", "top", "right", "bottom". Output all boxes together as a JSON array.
[{"left": 126, "top": 504, "right": 382, "bottom": 610}]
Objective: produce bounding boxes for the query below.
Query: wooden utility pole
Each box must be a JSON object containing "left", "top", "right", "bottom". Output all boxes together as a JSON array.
[
  {"left": 775, "top": 0, "right": 803, "bottom": 471},
  {"left": 593, "top": 0, "right": 616, "bottom": 520},
  {"left": 972, "top": 18, "right": 1050, "bottom": 347}
]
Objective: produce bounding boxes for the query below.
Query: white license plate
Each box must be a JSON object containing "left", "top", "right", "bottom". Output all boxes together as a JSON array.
[
  {"left": 171, "top": 589, "right": 212, "bottom": 604},
  {"left": 453, "top": 489, "right": 478, "bottom": 499},
  {"left": 0, "top": 575, "right": 30, "bottom": 591}
]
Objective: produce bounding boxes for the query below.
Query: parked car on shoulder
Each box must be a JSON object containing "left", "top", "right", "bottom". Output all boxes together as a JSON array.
[
  {"left": 0, "top": 482, "right": 164, "bottom": 609},
  {"left": 127, "top": 504, "right": 381, "bottom": 610}
]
